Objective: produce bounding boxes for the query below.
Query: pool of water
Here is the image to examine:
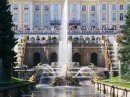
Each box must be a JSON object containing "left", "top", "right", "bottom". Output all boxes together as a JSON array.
[{"left": 22, "top": 84, "right": 109, "bottom": 97}]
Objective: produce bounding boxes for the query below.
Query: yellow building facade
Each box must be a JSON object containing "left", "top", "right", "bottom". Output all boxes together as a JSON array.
[{"left": 8, "top": 0, "right": 130, "bottom": 30}]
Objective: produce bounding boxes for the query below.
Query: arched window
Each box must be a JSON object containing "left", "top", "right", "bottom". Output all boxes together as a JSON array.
[
  {"left": 102, "top": 4, "right": 106, "bottom": 10},
  {"left": 91, "top": 14, "right": 96, "bottom": 22},
  {"left": 54, "top": 13, "right": 58, "bottom": 20},
  {"left": 35, "top": 14, "right": 40, "bottom": 22},
  {"left": 112, "top": 13, "right": 116, "bottom": 20},
  {"left": 126, "top": 4, "right": 130, "bottom": 10},
  {"left": 14, "top": 4, "right": 18, "bottom": 10},
  {"left": 91, "top": 5, "right": 95, "bottom": 11},
  {"left": 120, "top": 13, "right": 124, "bottom": 20},
  {"left": 35, "top": 5, "right": 40, "bottom": 10},
  {"left": 45, "top": 5, "right": 49, "bottom": 11},
  {"left": 13, "top": 13, "right": 18, "bottom": 21},
  {"left": 44, "top": 14, "right": 49, "bottom": 22},
  {"left": 54, "top": 4, "right": 58, "bottom": 10},
  {"left": 73, "top": 4, "right": 76, "bottom": 11},
  {"left": 102, "top": 13, "right": 106, "bottom": 20},
  {"left": 120, "top": 4, "right": 123, "bottom": 10},
  {"left": 82, "top": 14, "right": 86, "bottom": 22},
  {"left": 8, "top": 4, "right": 11, "bottom": 11},
  {"left": 112, "top": 4, "right": 116, "bottom": 10},
  {"left": 24, "top": 13, "right": 29, "bottom": 21},
  {"left": 72, "top": 13, "right": 77, "bottom": 21},
  {"left": 24, "top": 4, "right": 29, "bottom": 10},
  {"left": 82, "top": 5, "right": 86, "bottom": 11}
]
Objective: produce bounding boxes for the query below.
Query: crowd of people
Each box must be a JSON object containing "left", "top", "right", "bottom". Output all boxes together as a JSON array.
[{"left": 12, "top": 26, "right": 123, "bottom": 31}]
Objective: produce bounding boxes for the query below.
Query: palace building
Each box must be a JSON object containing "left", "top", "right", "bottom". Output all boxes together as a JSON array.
[
  {"left": 8, "top": 0, "right": 129, "bottom": 30},
  {"left": 8, "top": 0, "right": 126, "bottom": 69}
]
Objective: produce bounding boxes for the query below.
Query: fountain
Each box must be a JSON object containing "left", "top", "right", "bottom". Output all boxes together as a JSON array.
[{"left": 19, "top": 0, "right": 110, "bottom": 96}]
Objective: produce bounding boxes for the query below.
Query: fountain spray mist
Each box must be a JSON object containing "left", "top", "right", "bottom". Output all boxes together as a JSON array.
[{"left": 58, "top": 0, "right": 72, "bottom": 75}]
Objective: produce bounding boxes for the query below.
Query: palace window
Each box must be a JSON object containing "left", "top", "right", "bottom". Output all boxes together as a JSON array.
[
  {"left": 44, "top": 14, "right": 49, "bottom": 22},
  {"left": 120, "top": 4, "right": 123, "bottom": 10},
  {"left": 54, "top": 4, "right": 58, "bottom": 10},
  {"left": 112, "top": 4, "right": 116, "bottom": 10},
  {"left": 82, "top": 5, "right": 86, "bottom": 11},
  {"left": 13, "top": 13, "right": 18, "bottom": 21},
  {"left": 102, "top": 13, "right": 106, "bottom": 20},
  {"left": 102, "top": 25, "right": 106, "bottom": 29},
  {"left": 91, "top": 14, "right": 96, "bottom": 22},
  {"left": 14, "top": 4, "right": 18, "bottom": 10},
  {"left": 24, "top": 4, "right": 29, "bottom": 10},
  {"left": 72, "top": 13, "right": 77, "bottom": 21},
  {"left": 54, "top": 13, "right": 58, "bottom": 20},
  {"left": 126, "top": 4, "right": 130, "bottom": 10},
  {"left": 112, "top": 13, "right": 116, "bottom": 20},
  {"left": 35, "top": 14, "right": 40, "bottom": 22},
  {"left": 45, "top": 5, "right": 49, "bottom": 11},
  {"left": 91, "top": 5, "right": 95, "bottom": 11},
  {"left": 102, "top": 4, "right": 106, "bottom": 10},
  {"left": 112, "top": 25, "right": 116, "bottom": 30},
  {"left": 120, "top": 13, "right": 124, "bottom": 20},
  {"left": 73, "top": 4, "right": 77, "bottom": 11},
  {"left": 24, "top": 13, "right": 29, "bottom": 21},
  {"left": 35, "top": 5, "right": 40, "bottom": 10},
  {"left": 82, "top": 14, "right": 86, "bottom": 22}
]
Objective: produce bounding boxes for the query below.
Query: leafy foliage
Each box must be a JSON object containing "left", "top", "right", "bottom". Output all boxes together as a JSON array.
[
  {"left": 0, "top": 0, "right": 17, "bottom": 79},
  {"left": 119, "top": 5, "right": 130, "bottom": 80}
]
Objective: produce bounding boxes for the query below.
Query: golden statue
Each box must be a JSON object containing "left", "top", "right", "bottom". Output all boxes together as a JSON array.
[
  {"left": 90, "top": 63, "right": 95, "bottom": 68},
  {"left": 105, "top": 34, "right": 108, "bottom": 40},
  {"left": 35, "top": 62, "right": 42, "bottom": 69},
  {"left": 29, "top": 74, "right": 36, "bottom": 82},
  {"left": 37, "top": 62, "right": 42, "bottom": 66}
]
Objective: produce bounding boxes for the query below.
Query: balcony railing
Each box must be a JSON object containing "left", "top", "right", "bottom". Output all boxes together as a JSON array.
[
  {"left": 26, "top": 40, "right": 104, "bottom": 44},
  {"left": 69, "top": 20, "right": 80, "bottom": 25},
  {"left": 14, "top": 30, "right": 121, "bottom": 35},
  {"left": 50, "top": 20, "right": 61, "bottom": 25}
]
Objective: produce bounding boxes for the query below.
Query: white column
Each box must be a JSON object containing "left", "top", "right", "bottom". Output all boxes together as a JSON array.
[
  {"left": 19, "top": 3, "right": 22, "bottom": 28},
  {"left": 109, "top": 3, "right": 112, "bottom": 28},
  {"left": 88, "top": 4, "right": 90, "bottom": 28},
  {"left": 51, "top": 3, "right": 53, "bottom": 20},
  {"left": 97, "top": 3, "right": 100, "bottom": 28},
  {"left": 30, "top": 2, "right": 34, "bottom": 30},
  {"left": 78, "top": 3, "right": 80, "bottom": 20},
  {"left": 70, "top": 4, "right": 72, "bottom": 20},
  {"left": 41, "top": 4, "right": 43, "bottom": 28}
]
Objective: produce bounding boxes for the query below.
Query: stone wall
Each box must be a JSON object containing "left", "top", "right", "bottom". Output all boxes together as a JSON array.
[
  {"left": 24, "top": 43, "right": 106, "bottom": 68},
  {"left": 0, "top": 82, "right": 35, "bottom": 97}
]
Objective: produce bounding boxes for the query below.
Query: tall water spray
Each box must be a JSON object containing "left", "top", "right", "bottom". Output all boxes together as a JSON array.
[{"left": 58, "top": 0, "right": 72, "bottom": 69}]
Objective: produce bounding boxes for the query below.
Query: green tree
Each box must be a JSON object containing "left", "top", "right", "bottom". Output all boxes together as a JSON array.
[
  {"left": 119, "top": 6, "right": 130, "bottom": 80},
  {"left": 0, "top": 0, "right": 17, "bottom": 79}
]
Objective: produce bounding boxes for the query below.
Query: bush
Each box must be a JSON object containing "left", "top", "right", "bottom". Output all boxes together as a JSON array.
[
  {"left": 85, "top": 37, "right": 90, "bottom": 40},
  {"left": 74, "top": 37, "right": 79, "bottom": 40},
  {"left": 36, "top": 36, "right": 40, "bottom": 40},
  {"left": 41, "top": 37, "right": 45, "bottom": 40}
]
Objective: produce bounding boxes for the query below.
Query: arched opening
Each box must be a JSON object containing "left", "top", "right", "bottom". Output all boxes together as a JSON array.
[
  {"left": 34, "top": 52, "right": 40, "bottom": 66},
  {"left": 50, "top": 52, "right": 57, "bottom": 64},
  {"left": 91, "top": 53, "right": 97, "bottom": 66},
  {"left": 73, "top": 53, "right": 81, "bottom": 65}
]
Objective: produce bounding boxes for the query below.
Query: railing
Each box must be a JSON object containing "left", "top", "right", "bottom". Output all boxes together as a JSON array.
[
  {"left": 69, "top": 20, "right": 80, "bottom": 25},
  {"left": 26, "top": 40, "right": 104, "bottom": 44},
  {"left": 50, "top": 20, "right": 61, "bottom": 25},
  {"left": 14, "top": 30, "right": 121, "bottom": 35}
]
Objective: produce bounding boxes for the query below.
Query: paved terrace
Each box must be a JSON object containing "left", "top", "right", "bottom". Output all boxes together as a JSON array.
[{"left": 14, "top": 30, "right": 121, "bottom": 35}]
